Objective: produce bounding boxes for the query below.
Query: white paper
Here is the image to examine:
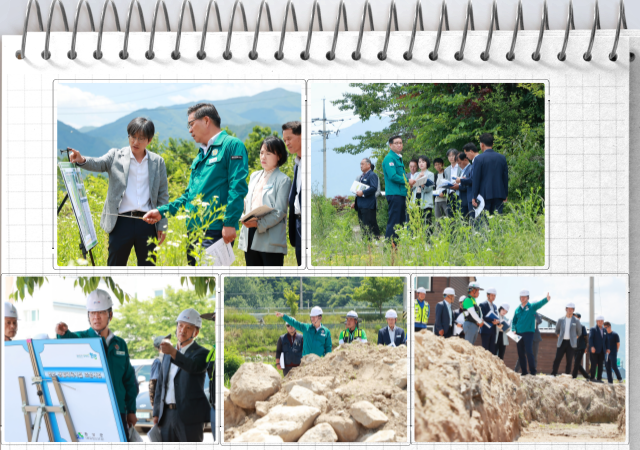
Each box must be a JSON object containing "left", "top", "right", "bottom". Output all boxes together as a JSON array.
[
  {"left": 279, "top": 353, "right": 285, "bottom": 370},
  {"left": 350, "top": 180, "right": 370, "bottom": 194},
  {"left": 203, "top": 239, "right": 236, "bottom": 266},
  {"left": 413, "top": 175, "right": 433, "bottom": 187},
  {"left": 240, "top": 205, "right": 274, "bottom": 222},
  {"left": 507, "top": 331, "right": 522, "bottom": 343},
  {"left": 474, "top": 194, "right": 485, "bottom": 216}
]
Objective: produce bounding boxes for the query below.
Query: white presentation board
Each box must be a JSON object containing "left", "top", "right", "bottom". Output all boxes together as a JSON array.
[{"left": 4, "top": 338, "right": 126, "bottom": 442}]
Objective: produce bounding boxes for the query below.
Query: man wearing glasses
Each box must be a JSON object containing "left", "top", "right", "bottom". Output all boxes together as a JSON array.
[
  {"left": 143, "top": 103, "right": 249, "bottom": 266},
  {"left": 275, "top": 322, "right": 303, "bottom": 376},
  {"left": 55, "top": 290, "right": 138, "bottom": 441}
]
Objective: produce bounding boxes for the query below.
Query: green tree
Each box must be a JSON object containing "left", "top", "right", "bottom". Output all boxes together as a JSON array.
[
  {"left": 283, "top": 289, "right": 299, "bottom": 316},
  {"left": 352, "top": 277, "right": 404, "bottom": 314}
]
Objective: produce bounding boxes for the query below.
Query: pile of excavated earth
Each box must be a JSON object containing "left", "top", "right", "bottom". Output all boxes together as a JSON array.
[
  {"left": 414, "top": 330, "right": 626, "bottom": 442},
  {"left": 224, "top": 341, "right": 408, "bottom": 443}
]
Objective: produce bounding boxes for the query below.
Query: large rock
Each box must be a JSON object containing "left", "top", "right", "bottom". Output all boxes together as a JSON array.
[
  {"left": 350, "top": 401, "right": 389, "bottom": 429},
  {"left": 301, "top": 353, "right": 321, "bottom": 366},
  {"left": 230, "top": 363, "right": 282, "bottom": 409},
  {"left": 230, "top": 429, "right": 284, "bottom": 443},
  {"left": 255, "top": 401, "right": 270, "bottom": 417},
  {"left": 315, "top": 414, "right": 360, "bottom": 442},
  {"left": 392, "top": 359, "right": 408, "bottom": 389},
  {"left": 223, "top": 387, "right": 246, "bottom": 429},
  {"left": 364, "top": 430, "right": 396, "bottom": 442},
  {"left": 286, "top": 385, "right": 328, "bottom": 411},
  {"left": 283, "top": 376, "right": 335, "bottom": 395},
  {"left": 298, "top": 423, "right": 338, "bottom": 442},
  {"left": 252, "top": 405, "right": 321, "bottom": 442}
]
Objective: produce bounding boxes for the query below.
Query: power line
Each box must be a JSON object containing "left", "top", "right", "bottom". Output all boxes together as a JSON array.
[{"left": 311, "top": 98, "right": 344, "bottom": 197}]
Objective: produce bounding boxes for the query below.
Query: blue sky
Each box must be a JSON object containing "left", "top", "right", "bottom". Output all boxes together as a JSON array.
[{"left": 57, "top": 82, "right": 301, "bottom": 129}]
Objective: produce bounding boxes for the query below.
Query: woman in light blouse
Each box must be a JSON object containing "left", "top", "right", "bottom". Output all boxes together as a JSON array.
[
  {"left": 410, "top": 155, "right": 435, "bottom": 227},
  {"left": 238, "top": 136, "right": 292, "bottom": 266}
]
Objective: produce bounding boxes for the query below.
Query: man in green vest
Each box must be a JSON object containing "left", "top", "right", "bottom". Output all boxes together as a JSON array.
[
  {"left": 55, "top": 289, "right": 138, "bottom": 440},
  {"left": 415, "top": 287, "right": 429, "bottom": 333},
  {"left": 200, "top": 312, "right": 216, "bottom": 441},
  {"left": 512, "top": 290, "right": 551, "bottom": 376},
  {"left": 275, "top": 307, "right": 332, "bottom": 357},
  {"left": 461, "top": 282, "right": 485, "bottom": 345},
  {"left": 339, "top": 311, "right": 368, "bottom": 344},
  {"left": 383, "top": 135, "right": 416, "bottom": 244},
  {"left": 143, "top": 103, "right": 249, "bottom": 266}
]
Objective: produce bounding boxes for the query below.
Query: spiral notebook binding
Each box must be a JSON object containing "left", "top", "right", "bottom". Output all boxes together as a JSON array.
[{"left": 15, "top": 0, "right": 632, "bottom": 63}]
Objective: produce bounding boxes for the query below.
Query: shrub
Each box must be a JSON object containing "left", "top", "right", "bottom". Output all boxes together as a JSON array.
[{"left": 224, "top": 347, "right": 245, "bottom": 381}]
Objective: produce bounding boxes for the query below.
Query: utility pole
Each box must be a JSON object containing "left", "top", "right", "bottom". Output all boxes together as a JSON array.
[
  {"left": 299, "top": 277, "right": 303, "bottom": 310},
  {"left": 589, "top": 276, "right": 594, "bottom": 328},
  {"left": 311, "top": 98, "right": 344, "bottom": 197}
]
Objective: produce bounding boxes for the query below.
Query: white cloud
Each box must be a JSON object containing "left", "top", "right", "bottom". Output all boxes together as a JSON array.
[{"left": 57, "top": 84, "right": 135, "bottom": 112}]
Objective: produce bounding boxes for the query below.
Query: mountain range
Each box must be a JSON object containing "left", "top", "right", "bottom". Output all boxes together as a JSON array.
[{"left": 57, "top": 88, "right": 301, "bottom": 158}]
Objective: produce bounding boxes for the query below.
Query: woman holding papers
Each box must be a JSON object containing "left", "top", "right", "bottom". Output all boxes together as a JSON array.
[
  {"left": 495, "top": 304, "right": 511, "bottom": 360},
  {"left": 410, "top": 155, "right": 435, "bottom": 227},
  {"left": 238, "top": 136, "right": 292, "bottom": 266}
]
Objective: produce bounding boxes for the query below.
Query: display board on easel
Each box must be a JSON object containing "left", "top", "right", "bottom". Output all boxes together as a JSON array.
[{"left": 4, "top": 338, "right": 126, "bottom": 442}]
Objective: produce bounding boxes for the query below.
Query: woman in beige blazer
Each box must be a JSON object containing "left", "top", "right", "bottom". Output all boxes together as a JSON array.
[{"left": 238, "top": 136, "right": 292, "bottom": 266}]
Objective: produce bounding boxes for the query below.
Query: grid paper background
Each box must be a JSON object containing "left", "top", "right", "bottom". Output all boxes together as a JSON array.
[{"left": 0, "top": 28, "right": 632, "bottom": 448}]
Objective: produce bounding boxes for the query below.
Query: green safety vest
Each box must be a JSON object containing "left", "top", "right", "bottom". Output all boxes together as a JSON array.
[
  {"left": 339, "top": 328, "right": 366, "bottom": 343},
  {"left": 206, "top": 345, "right": 216, "bottom": 380},
  {"left": 415, "top": 302, "right": 429, "bottom": 324},
  {"left": 462, "top": 296, "right": 482, "bottom": 323}
]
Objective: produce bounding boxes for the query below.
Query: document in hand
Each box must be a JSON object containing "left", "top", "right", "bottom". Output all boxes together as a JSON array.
[
  {"left": 506, "top": 331, "right": 522, "bottom": 343},
  {"left": 204, "top": 239, "right": 236, "bottom": 266},
  {"left": 474, "top": 195, "right": 485, "bottom": 216},
  {"left": 240, "top": 205, "right": 274, "bottom": 222},
  {"left": 414, "top": 176, "right": 435, "bottom": 188},
  {"left": 350, "top": 180, "right": 370, "bottom": 194},
  {"left": 484, "top": 310, "right": 500, "bottom": 327}
]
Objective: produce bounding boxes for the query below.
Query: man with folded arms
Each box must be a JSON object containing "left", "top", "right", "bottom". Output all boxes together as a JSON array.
[{"left": 551, "top": 303, "right": 580, "bottom": 376}]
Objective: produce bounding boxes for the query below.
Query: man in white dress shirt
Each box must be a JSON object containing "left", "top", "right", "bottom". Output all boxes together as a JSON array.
[{"left": 68, "top": 117, "right": 169, "bottom": 266}]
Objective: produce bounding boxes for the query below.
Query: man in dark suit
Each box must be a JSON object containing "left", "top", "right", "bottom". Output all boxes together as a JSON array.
[
  {"left": 479, "top": 288, "right": 500, "bottom": 354},
  {"left": 451, "top": 152, "right": 471, "bottom": 218},
  {"left": 571, "top": 312, "right": 590, "bottom": 379},
  {"left": 588, "top": 316, "right": 608, "bottom": 383},
  {"left": 471, "top": 133, "right": 509, "bottom": 215},
  {"left": 354, "top": 158, "right": 380, "bottom": 238},
  {"left": 154, "top": 309, "right": 211, "bottom": 442},
  {"left": 458, "top": 143, "right": 480, "bottom": 219},
  {"left": 434, "top": 287, "right": 456, "bottom": 338},
  {"left": 377, "top": 309, "right": 406, "bottom": 346},
  {"left": 283, "top": 121, "right": 302, "bottom": 266}
]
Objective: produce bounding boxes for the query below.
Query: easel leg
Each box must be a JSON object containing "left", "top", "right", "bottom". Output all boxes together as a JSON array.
[{"left": 18, "top": 377, "right": 33, "bottom": 442}]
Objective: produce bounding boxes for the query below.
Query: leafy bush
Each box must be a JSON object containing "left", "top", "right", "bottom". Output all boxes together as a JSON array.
[{"left": 224, "top": 347, "right": 245, "bottom": 381}]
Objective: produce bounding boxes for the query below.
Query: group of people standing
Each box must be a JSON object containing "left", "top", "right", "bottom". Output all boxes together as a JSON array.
[
  {"left": 354, "top": 133, "right": 509, "bottom": 242},
  {"left": 68, "top": 104, "right": 302, "bottom": 267}
]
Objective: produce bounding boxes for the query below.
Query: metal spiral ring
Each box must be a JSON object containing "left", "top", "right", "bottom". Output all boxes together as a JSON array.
[
  {"left": 275, "top": 0, "right": 297, "bottom": 60},
  {"left": 248, "top": 0, "right": 273, "bottom": 60},
  {"left": 480, "top": 0, "right": 499, "bottom": 61},
  {"left": 42, "top": 0, "right": 69, "bottom": 60},
  {"left": 94, "top": 0, "right": 121, "bottom": 60},
  {"left": 352, "top": 0, "right": 374, "bottom": 61},
  {"left": 378, "top": 0, "right": 398, "bottom": 61},
  {"left": 16, "top": 0, "right": 43, "bottom": 60},
  {"left": 326, "top": 0, "right": 348, "bottom": 61},
  {"left": 583, "top": 0, "right": 600, "bottom": 62},
  {"left": 429, "top": 0, "right": 449, "bottom": 61},
  {"left": 403, "top": 0, "right": 424, "bottom": 61},
  {"left": 68, "top": 0, "right": 95, "bottom": 59},
  {"left": 301, "top": 0, "right": 323, "bottom": 60},
  {"left": 119, "top": 0, "right": 146, "bottom": 60},
  {"left": 171, "top": 0, "right": 197, "bottom": 60},
  {"left": 531, "top": 0, "right": 549, "bottom": 61},
  {"left": 197, "top": 0, "right": 222, "bottom": 60},
  {"left": 505, "top": 0, "right": 524, "bottom": 61},
  {"left": 557, "top": 0, "right": 574, "bottom": 61},
  {"left": 145, "top": 0, "right": 170, "bottom": 60},
  {"left": 455, "top": 0, "right": 474, "bottom": 61},
  {"left": 609, "top": 0, "right": 627, "bottom": 62},
  {"left": 223, "top": 0, "right": 248, "bottom": 60}
]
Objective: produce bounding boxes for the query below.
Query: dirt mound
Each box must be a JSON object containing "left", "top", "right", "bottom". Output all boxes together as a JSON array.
[
  {"left": 224, "top": 342, "right": 408, "bottom": 442},
  {"left": 617, "top": 405, "right": 626, "bottom": 435}
]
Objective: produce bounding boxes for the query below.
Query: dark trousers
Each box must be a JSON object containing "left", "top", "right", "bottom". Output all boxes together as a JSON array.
[
  {"left": 496, "top": 335, "right": 507, "bottom": 360},
  {"left": 210, "top": 408, "right": 216, "bottom": 441},
  {"left": 295, "top": 216, "right": 301, "bottom": 266},
  {"left": 481, "top": 331, "right": 497, "bottom": 355},
  {"left": 187, "top": 229, "right": 235, "bottom": 266},
  {"left": 448, "top": 194, "right": 460, "bottom": 215},
  {"left": 460, "top": 199, "right": 469, "bottom": 218},
  {"left": 516, "top": 332, "right": 536, "bottom": 375},
  {"left": 485, "top": 198, "right": 505, "bottom": 215},
  {"left": 385, "top": 195, "right": 407, "bottom": 241},
  {"left": 467, "top": 201, "right": 476, "bottom": 219},
  {"left": 415, "top": 326, "right": 427, "bottom": 333},
  {"left": 551, "top": 340, "right": 575, "bottom": 375},
  {"left": 159, "top": 408, "right": 204, "bottom": 442},
  {"left": 108, "top": 216, "right": 156, "bottom": 266},
  {"left": 590, "top": 352, "right": 605, "bottom": 380},
  {"left": 357, "top": 207, "right": 380, "bottom": 238},
  {"left": 606, "top": 352, "right": 622, "bottom": 383},
  {"left": 572, "top": 348, "right": 590, "bottom": 378},
  {"left": 120, "top": 413, "right": 130, "bottom": 442},
  {"left": 244, "top": 228, "right": 285, "bottom": 266},
  {"left": 515, "top": 340, "right": 540, "bottom": 372}
]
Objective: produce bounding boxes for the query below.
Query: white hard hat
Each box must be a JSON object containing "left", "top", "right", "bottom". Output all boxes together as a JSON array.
[
  {"left": 519, "top": 290, "right": 530, "bottom": 296},
  {"left": 468, "top": 282, "right": 484, "bottom": 291},
  {"left": 310, "top": 306, "right": 323, "bottom": 317},
  {"left": 4, "top": 302, "right": 18, "bottom": 319},
  {"left": 443, "top": 287, "right": 455, "bottom": 296},
  {"left": 500, "top": 303, "right": 510, "bottom": 313},
  {"left": 566, "top": 302, "right": 576, "bottom": 309},
  {"left": 346, "top": 310, "right": 358, "bottom": 319},
  {"left": 416, "top": 287, "right": 427, "bottom": 294},
  {"left": 33, "top": 333, "right": 50, "bottom": 339},
  {"left": 86, "top": 289, "right": 113, "bottom": 312},
  {"left": 487, "top": 288, "right": 497, "bottom": 295},
  {"left": 459, "top": 295, "right": 466, "bottom": 303},
  {"left": 385, "top": 309, "right": 398, "bottom": 319},
  {"left": 176, "top": 308, "right": 202, "bottom": 328},
  {"left": 596, "top": 315, "right": 604, "bottom": 321}
]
